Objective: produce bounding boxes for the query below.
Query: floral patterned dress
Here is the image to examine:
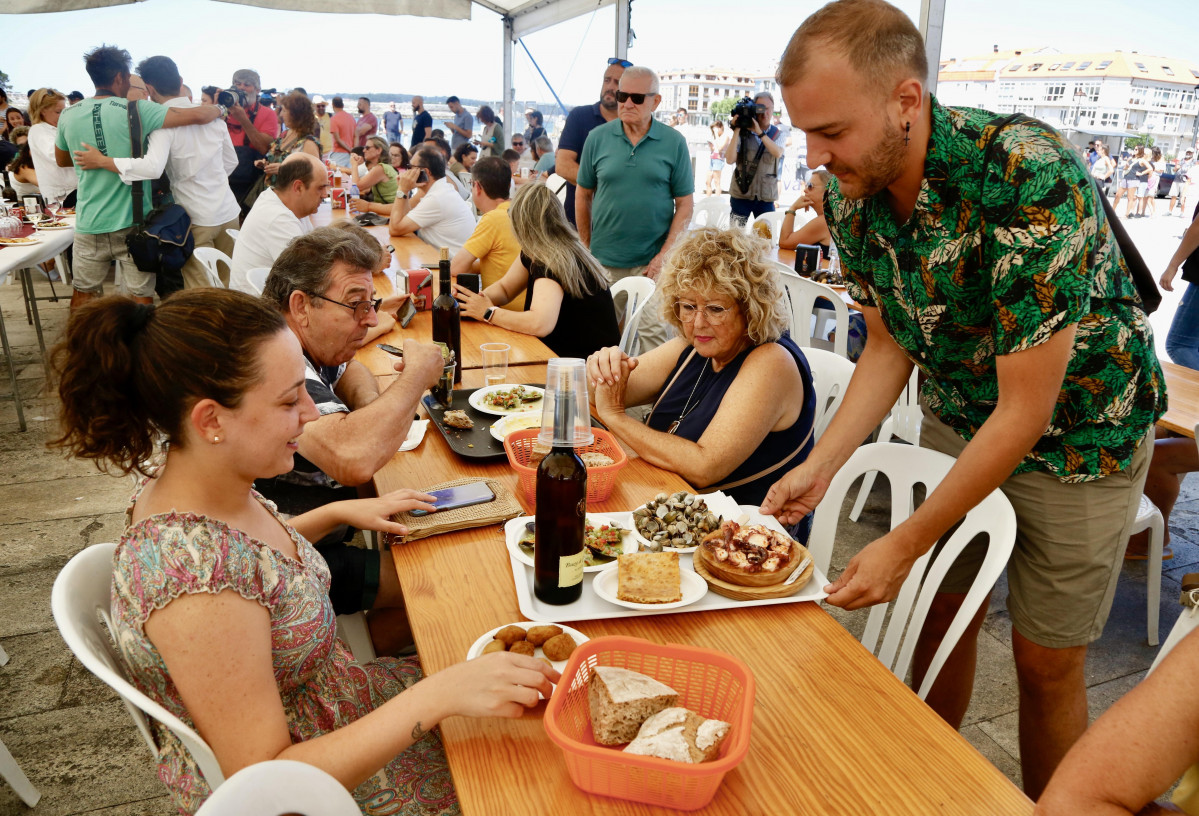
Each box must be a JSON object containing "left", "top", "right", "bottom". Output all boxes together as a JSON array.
[{"left": 110, "top": 486, "right": 459, "bottom": 815}]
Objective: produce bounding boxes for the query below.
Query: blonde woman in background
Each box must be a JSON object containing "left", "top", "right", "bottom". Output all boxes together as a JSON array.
[
  {"left": 452, "top": 181, "right": 620, "bottom": 359},
  {"left": 27, "top": 88, "right": 77, "bottom": 208}
]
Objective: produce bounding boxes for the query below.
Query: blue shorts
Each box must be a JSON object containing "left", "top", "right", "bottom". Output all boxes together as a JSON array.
[{"left": 709, "top": 158, "right": 725, "bottom": 171}]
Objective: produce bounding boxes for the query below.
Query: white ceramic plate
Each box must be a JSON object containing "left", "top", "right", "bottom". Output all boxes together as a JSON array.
[
  {"left": 591, "top": 562, "right": 709, "bottom": 611},
  {"left": 507, "top": 513, "right": 638, "bottom": 573},
  {"left": 489, "top": 410, "right": 542, "bottom": 442},
  {"left": 466, "top": 621, "right": 589, "bottom": 697},
  {"left": 0, "top": 236, "right": 41, "bottom": 246},
  {"left": 468, "top": 384, "right": 545, "bottom": 416}
]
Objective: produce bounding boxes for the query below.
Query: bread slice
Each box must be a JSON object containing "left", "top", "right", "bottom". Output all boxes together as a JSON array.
[
  {"left": 588, "top": 666, "right": 679, "bottom": 746},
  {"left": 617, "top": 552, "right": 682, "bottom": 604},
  {"left": 624, "top": 707, "right": 731, "bottom": 764}
]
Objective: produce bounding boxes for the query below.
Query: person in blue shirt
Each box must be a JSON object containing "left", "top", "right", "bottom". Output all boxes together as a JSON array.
[{"left": 554, "top": 58, "right": 628, "bottom": 225}]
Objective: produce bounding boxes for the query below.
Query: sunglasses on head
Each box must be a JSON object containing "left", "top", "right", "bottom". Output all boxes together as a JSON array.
[
  {"left": 608, "top": 57, "right": 633, "bottom": 68},
  {"left": 616, "top": 91, "right": 650, "bottom": 104}
]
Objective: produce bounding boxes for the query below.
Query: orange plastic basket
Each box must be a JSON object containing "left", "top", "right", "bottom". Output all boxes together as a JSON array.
[
  {"left": 543, "top": 635, "right": 755, "bottom": 811},
  {"left": 503, "top": 427, "right": 627, "bottom": 506}
]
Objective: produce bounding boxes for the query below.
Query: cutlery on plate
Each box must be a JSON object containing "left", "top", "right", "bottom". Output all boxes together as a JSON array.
[{"left": 784, "top": 555, "right": 812, "bottom": 586}]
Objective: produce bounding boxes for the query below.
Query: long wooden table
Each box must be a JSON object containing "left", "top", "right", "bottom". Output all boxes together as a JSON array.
[
  {"left": 372, "top": 369, "right": 1033, "bottom": 814},
  {"left": 1160, "top": 360, "right": 1199, "bottom": 438}
]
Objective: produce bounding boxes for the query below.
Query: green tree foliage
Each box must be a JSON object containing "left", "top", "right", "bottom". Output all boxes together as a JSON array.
[
  {"left": 1125, "top": 133, "right": 1155, "bottom": 150},
  {"left": 709, "top": 98, "right": 735, "bottom": 119},
  {"left": 0, "top": 70, "right": 10, "bottom": 92}
]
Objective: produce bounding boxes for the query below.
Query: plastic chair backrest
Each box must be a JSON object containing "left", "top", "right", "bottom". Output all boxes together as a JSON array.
[
  {"left": 691, "top": 196, "right": 731, "bottom": 230},
  {"left": 609, "top": 276, "right": 657, "bottom": 356},
  {"left": 51, "top": 542, "right": 227, "bottom": 789},
  {"left": 808, "top": 444, "right": 1017, "bottom": 698},
  {"left": 1150, "top": 423, "right": 1199, "bottom": 673},
  {"left": 885, "top": 368, "right": 923, "bottom": 445},
  {"left": 191, "top": 247, "right": 232, "bottom": 288},
  {"left": 545, "top": 173, "right": 569, "bottom": 204},
  {"left": 196, "top": 760, "right": 359, "bottom": 815},
  {"left": 245, "top": 268, "right": 270, "bottom": 297},
  {"left": 801, "top": 347, "right": 855, "bottom": 440},
  {"left": 224, "top": 228, "right": 239, "bottom": 243},
  {"left": 752, "top": 210, "right": 785, "bottom": 246},
  {"left": 774, "top": 263, "right": 850, "bottom": 358}
]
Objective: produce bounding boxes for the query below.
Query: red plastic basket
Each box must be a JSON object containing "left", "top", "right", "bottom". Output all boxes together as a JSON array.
[
  {"left": 543, "top": 635, "right": 755, "bottom": 811},
  {"left": 503, "top": 427, "right": 627, "bottom": 506}
]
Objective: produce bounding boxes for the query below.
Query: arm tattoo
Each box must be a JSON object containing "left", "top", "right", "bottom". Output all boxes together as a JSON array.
[{"left": 411, "top": 721, "right": 429, "bottom": 741}]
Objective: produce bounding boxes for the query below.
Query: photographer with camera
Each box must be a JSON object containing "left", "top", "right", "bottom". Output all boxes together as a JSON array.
[
  {"left": 722, "top": 91, "right": 785, "bottom": 226},
  {"left": 224, "top": 68, "right": 279, "bottom": 214}
]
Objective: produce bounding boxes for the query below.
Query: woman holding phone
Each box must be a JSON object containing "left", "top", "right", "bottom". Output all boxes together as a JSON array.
[{"left": 52, "top": 289, "right": 555, "bottom": 815}]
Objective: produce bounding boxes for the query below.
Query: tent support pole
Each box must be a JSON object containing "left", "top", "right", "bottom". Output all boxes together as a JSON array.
[
  {"left": 920, "top": 0, "right": 945, "bottom": 96},
  {"left": 614, "top": 0, "right": 629, "bottom": 60},
  {"left": 502, "top": 15, "right": 515, "bottom": 146}
]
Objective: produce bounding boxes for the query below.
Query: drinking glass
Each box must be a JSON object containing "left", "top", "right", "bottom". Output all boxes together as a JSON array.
[
  {"left": 46, "top": 195, "right": 63, "bottom": 223},
  {"left": 481, "top": 342, "right": 510, "bottom": 387}
]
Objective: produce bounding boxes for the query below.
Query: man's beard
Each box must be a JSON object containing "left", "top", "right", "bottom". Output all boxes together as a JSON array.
[
  {"left": 835, "top": 118, "right": 907, "bottom": 200},
  {"left": 601, "top": 91, "right": 617, "bottom": 110}
]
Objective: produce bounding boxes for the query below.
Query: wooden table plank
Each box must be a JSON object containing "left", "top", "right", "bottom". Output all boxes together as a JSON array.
[
  {"left": 372, "top": 361, "right": 1032, "bottom": 815},
  {"left": 1160, "top": 360, "right": 1199, "bottom": 438}
]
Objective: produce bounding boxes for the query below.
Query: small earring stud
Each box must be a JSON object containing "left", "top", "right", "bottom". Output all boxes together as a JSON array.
[{"left": 212, "top": 436, "right": 221, "bottom": 444}]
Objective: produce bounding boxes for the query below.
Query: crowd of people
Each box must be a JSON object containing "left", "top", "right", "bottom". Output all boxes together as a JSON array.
[{"left": 10, "top": 0, "right": 1199, "bottom": 813}]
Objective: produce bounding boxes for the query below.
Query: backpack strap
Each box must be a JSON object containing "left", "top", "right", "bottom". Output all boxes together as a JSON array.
[{"left": 128, "top": 99, "right": 144, "bottom": 228}]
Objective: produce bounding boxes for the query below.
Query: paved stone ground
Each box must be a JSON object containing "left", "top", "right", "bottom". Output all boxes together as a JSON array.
[{"left": 0, "top": 205, "right": 1195, "bottom": 812}]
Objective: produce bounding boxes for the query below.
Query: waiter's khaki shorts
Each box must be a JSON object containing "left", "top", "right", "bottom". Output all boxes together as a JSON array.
[{"left": 920, "top": 406, "right": 1152, "bottom": 649}]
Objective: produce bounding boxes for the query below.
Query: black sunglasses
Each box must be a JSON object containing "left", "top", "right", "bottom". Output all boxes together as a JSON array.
[
  {"left": 616, "top": 91, "right": 650, "bottom": 104},
  {"left": 608, "top": 57, "right": 633, "bottom": 68}
]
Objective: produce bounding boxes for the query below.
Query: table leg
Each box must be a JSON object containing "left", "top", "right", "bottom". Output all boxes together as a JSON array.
[
  {"left": 18, "top": 268, "right": 47, "bottom": 362},
  {"left": 0, "top": 304, "right": 27, "bottom": 432}
]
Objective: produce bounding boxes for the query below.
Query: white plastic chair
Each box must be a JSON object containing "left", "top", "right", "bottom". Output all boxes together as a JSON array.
[
  {"left": 751, "top": 210, "right": 786, "bottom": 246},
  {"left": 1128, "top": 494, "right": 1166, "bottom": 646},
  {"left": 196, "top": 760, "right": 359, "bottom": 815},
  {"left": 808, "top": 443, "right": 1018, "bottom": 698},
  {"left": 802, "top": 347, "right": 855, "bottom": 441},
  {"left": 1149, "top": 604, "right": 1199, "bottom": 675},
  {"left": 192, "top": 247, "right": 232, "bottom": 289},
  {"left": 609, "top": 276, "right": 657, "bottom": 356},
  {"left": 51, "top": 543, "right": 227, "bottom": 790},
  {"left": 245, "top": 268, "right": 271, "bottom": 297},
  {"left": 225, "top": 228, "right": 239, "bottom": 244},
  {"left": 775, "top": 263, "right": 850, "bottom": 358},
  {"left": 849, "top": 368, "right": 924, "bottom": 522},
  {"left": 0, "top": 644, "right": 41, "bottom": 806},
  {"left": 690, "top": 195, "right": 730, "bottom": 230},
  {"left": 546, "top": 173, "right": 569, "bottom": 205}
]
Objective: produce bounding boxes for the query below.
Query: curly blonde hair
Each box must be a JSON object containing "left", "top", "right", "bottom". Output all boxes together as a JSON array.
[{"left": 657, "top": 228, "right": 789, "bottom": 345}]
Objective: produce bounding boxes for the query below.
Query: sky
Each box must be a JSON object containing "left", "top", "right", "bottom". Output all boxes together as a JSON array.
[{"left": 2, "top": 0, "right": 1199, "bottom": 110}]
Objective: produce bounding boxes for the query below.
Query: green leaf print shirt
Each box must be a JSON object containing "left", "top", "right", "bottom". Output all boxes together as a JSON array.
[{"left": 827, "top": 97, "right": 1165, "bottom": 482}]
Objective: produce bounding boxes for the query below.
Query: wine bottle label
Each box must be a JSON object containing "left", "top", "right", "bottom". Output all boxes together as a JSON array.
[{"left": 558, "top": 551, "right": 585, "bottom": 588}]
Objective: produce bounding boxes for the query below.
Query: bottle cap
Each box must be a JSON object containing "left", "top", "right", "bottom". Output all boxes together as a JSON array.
[{"left": 538, "top": 358, "right": 593, "bottom": 447}]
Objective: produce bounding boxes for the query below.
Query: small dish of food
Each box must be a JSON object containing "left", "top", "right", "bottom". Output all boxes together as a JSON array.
[
  {"left": 508, "top": 513, "right": 638, "bottom": 573},
  {"left": 696, "top": 521, "right": 803, "bottom": 587},
  {"left": 592, "top": 552, "right": 708, "bottom": 611},
  {"left": 489, "top": 410, "right": 542, "bottom": 442},
  {"left": 631, "top": 492, "right": 724, "bottom": 554},
  {"left": 467, "top": 621, "right": 589, "bottom": 696},
  {"left": 0, "top": 236, "right": 41, "bottom": 246},
  {"left": 468, "top": 384, "right": 545, "bottom": 416}
]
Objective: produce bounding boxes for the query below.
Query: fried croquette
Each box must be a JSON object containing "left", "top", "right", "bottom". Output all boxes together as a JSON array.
[
  {"left": 493, "top": 625, "right": 527, "bottom": 646},
  {"left": 541, "top": 632, "right": 578, "bottom": 661},
  {"left": 509, "top": 640, "right": 536, "bottom": 657},
  {"left": 525, "top": 624, "right": 563, "bottom": 647},
  {"left": 481, "top": 639, "right": 506, "bottom": 655}
]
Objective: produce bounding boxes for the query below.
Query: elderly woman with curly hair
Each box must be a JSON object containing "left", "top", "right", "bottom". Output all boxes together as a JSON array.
[{"left": 586, "top": 228, "right": 816, "bottom": 512}]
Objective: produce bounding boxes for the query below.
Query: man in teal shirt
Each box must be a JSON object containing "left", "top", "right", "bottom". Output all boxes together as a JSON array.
[
  {"left": 577, "top": 65, "right": 693, "bottom": 351},
  {"left": 55, "top": 45, "right": 222, "bottom": 307}
]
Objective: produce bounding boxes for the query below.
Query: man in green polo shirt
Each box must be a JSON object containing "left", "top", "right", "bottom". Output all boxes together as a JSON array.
[
  {"left": 760, "top": 0, "right": 1165, "bottom": 799},
  {"left": 576, "top": 65, "right": 693, "bottom": 352},
  {"left": 54, "top": 45, "right": 222, "bottom": 308}
]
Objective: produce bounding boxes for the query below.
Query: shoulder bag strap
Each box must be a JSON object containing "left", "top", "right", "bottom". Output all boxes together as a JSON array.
[
  {"left": 644, "top": 348, "right": 698, "bottom": 427},
  {"left": 128, "top": 99, "right": 144, "bottom": 228},
  {"left": 708, "top": 424, "right": 814, "bottom": 494}
]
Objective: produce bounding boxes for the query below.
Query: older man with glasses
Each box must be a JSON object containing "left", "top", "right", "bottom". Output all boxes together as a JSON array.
[
  {"left": 256, "top": 225, "right": 445, "bottom": 655},
  {"left": 576, "top": 64, "right": 694, "bottom": 351}
]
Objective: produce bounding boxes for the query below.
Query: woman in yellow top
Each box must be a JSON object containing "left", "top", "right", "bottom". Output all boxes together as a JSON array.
[{"left": 347, "top": 136, "right": 399, "bottom": 216}]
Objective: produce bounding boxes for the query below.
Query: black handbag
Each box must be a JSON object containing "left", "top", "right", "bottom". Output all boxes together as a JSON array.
[{"left": 124, "top": 99, "right": 193, "bottom": 297}]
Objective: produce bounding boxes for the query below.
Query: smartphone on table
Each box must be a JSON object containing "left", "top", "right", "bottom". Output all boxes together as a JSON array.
[{"left": 409, "top": 481, "right": 496, "bottom": 516}]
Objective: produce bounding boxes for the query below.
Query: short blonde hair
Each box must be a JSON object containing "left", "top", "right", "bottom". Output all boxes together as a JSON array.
[
  {"left": 29, "top": 88, "right": 66, "bottom": 124},
  {"left": 658, "top": 228, "right": 789, "bottom": 345}
]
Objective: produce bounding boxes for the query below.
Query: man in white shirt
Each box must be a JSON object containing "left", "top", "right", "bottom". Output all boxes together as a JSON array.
[
  {"left": 72, "top": 56, "right": 238, "bottom": 289},
  {"left": 388, "top": 145, "right": 475, "bottom": 255},
  {"left": 230, "top": 153, "right": 328, "bottom": 293}
]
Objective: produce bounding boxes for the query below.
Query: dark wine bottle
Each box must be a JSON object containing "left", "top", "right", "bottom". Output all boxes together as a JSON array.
[
  {"left": 431, "top": 246, "right": 461, "bottom": 384},
  {"left": 534, "top": 387, "right": 587, "bottom": 605}
]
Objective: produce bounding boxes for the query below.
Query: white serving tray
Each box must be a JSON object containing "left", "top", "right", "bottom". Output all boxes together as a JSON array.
[{"left": 505, "top": 502, "right": 829, "bottom": 624}]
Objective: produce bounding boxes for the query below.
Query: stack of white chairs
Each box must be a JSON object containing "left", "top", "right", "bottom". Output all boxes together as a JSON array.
[{"left": 774, "top": 263, "right": 850, "bottom": 358}]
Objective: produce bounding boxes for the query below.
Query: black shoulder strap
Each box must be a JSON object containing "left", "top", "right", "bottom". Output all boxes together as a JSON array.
[{"left": 128, "top": 99, "right": 144, "bottom": 228}]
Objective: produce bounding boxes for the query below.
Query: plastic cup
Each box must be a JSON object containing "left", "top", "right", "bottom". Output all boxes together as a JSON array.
[
  {"left": 539, "top": 358, "right": 593, "bottom": 447},
  {"left": 481, "top": 342, "right": 509, "bottom": 387}
]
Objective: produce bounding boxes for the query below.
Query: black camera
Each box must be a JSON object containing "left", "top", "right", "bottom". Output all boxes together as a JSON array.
[
  {"left": 730, "top": 97, "right": 765, "bottom": 130},
  {"left": 215, "top": 88, "right": 249, "bottom": 108}
]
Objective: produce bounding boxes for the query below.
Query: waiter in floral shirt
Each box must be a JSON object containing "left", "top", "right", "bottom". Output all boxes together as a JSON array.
[{"left": 762, "top": 0, "right": 1165, "bottom": 799}]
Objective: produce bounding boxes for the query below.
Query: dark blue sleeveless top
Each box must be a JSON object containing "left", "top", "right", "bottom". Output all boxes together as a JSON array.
[{"left": 645, "top": 334, "right": 816, "bottom": 507}]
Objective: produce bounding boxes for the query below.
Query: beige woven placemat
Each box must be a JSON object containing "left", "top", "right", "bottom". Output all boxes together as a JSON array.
[{"left": 392, "top": 477, "right": 522, "bottom": 543}]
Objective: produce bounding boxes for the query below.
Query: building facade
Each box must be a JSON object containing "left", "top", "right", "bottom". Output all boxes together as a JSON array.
[
  {"left": 657, "top": 68, "right": 754, "bottom": 123},
  {"left": 938, "top": 47, "right": 1199, "bottom": 157}
]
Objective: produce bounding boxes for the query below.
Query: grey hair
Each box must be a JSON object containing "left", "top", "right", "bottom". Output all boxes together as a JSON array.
[
  {"left": 753, "top": 91, "right": 774, "bottom": 105},
  {"left": 621, "top": 66, "right": 659, "bottom": 94},
  {"left": 533, "top": 135, "right": 553, "bottom": 156},
  {"left": 262, "top": 226, "right": 381, "bottom": 311}
]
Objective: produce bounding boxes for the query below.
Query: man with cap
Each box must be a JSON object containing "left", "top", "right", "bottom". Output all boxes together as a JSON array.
[
  {"left": 555, "top": 57, "right": 629, "bottom": 225},
  {"left": 313, "top": 95, "right": 333, "bottom": 156},
  {"left": 226, "top": 68, "right": 279, "bottom": 213}
]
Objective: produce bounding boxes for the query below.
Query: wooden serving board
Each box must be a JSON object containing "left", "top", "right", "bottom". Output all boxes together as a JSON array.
[{"left": 693, "top": 544, "right": 815, "bottom": 600}]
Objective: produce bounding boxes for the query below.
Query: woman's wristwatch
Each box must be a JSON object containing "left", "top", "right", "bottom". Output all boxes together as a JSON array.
[
  {"left": 483, "top": 306, "right": 497, "bottom": 323},
  {"left": 785, "top": 209, "right": 797, "bottom": 215}
]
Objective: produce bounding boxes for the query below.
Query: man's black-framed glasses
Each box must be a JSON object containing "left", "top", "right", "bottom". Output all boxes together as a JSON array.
[
  {"left": 608, "top": 57, "right": 633, "bottom": 68},
  {"left": 310, "top": 292, "right": 382, "bottom": 320},
  {"left": 616, "top": 91, "right": 649, "bottom": 105}
]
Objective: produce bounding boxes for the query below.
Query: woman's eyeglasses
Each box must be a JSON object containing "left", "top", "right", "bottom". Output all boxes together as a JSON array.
[
  {"left": 616, "top": 91, "right": 650, "bottom": 105},
  {"left": 674, "top": 301, "right": 735, "bottom": 324},
  {"left": 310, "top": 292, "right": 382, "bottom": 321}
]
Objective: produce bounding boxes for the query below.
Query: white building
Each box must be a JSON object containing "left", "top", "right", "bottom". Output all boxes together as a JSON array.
[
  {"left": 937, "top": 47, "right": 1199, "bottom": 157},
  {"left": 657, "top": 68, "right": 754, "bottom": 123}
]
